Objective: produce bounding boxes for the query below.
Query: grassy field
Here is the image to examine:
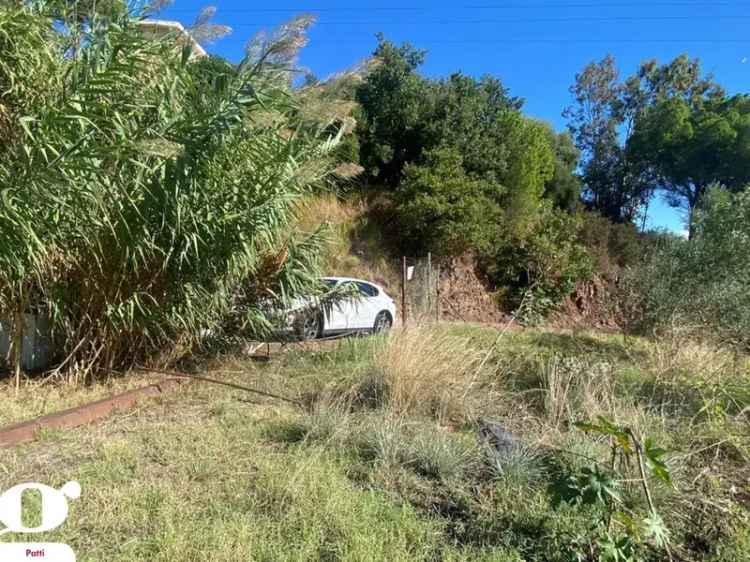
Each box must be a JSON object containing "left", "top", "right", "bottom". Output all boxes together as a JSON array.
[
  {"left": 0, "top": 372, "right": 162, "bottom": 429},
  {"left": 1, "top": 325, "right": 748, "bottom": 561}
]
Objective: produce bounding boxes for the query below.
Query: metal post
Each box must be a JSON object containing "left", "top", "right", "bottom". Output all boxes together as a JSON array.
[
  {"left": 401, "top": 256, "right": 408, "bottom": 327},
  {"left": 435, "top": 264, "right": 441, "bottom": 323}
]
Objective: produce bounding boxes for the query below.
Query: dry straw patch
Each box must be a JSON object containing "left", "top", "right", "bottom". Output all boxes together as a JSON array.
[
  {"left": 369, "top": 326, "right": 489, "bottom": 423},
  {"left": 295, "top": 193, "right": 364, "bottom": 234},
  {"left": 540, "top": 356, "right": 618, "bottom": 429},
  {"left": 295, "top": 193, "right": 402, "bottom": 290},
  {"left": 645, "top": 333, "right": 745, "bottom": 381}
]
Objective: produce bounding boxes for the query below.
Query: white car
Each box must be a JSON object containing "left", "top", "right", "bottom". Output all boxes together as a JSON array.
[{"left": 285, "top": 277, "right": 397, "bottom": 340}]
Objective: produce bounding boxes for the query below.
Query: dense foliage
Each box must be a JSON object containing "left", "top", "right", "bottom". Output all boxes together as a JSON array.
[
  {"left": 0, "top": 2, "right": 340, "bottom": 375},
  {"left": 623, "top": 186, "right": 750, "bottom": 347},
  {"left": 393, "top": 148, "right": 498, "bottom": 256},
  {"left": 577, "top": 212, "right": 643, "bottom": 275},
  {"left": 628, "top": 94, "right": 750, "bottom": 233},
  {"left": 3, "top": 4, "right": 748, "bottom": 367},
  {"left": 544, "top": 129, "right": 582, "bottom": 212},
  {"left": 482, "top": 204, "right": 593, "bottom": 322},
  {"left": 355, "top": 37, "right": 433, "bottom": 187},
  {"left": 354, "top": 37, "right": 587, "bottom": 311},
  {"left": 352, "top": 41, "right": 748, "bottom": 319},
  {"left": 565, "top": 53, "right": 750, "bottom": 230}
]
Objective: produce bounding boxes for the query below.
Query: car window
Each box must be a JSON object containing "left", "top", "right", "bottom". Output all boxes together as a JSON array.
[{"left": 355, "top": 282, "right": 379, "bottom": 298}]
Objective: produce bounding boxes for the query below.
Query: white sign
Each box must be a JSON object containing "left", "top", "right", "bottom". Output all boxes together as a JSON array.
[
  {"left": 0, "top": 543, "right": 76, "bottom": 562},
  {"left": 0, "top": 481, "right": 80, "bottom": 562},
  {"left": 407, "top": 266, "right": 415, "bottom": 281}
]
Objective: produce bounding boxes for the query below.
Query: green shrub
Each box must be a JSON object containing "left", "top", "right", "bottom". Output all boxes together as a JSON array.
[
  {"left": 0, "top": 4, "right": 337, "bottom": 375},
  {"left": 484, "top": 444, "right": 545, "bottom": 489},
  {"left": 622, "top": 186, "right": 750, "bottom": 348},
  {"left": 405, "top": 425, "right": 478, "bottom": 481},
  {"left": 482, "top": 203, "right": 593, "bottom": 321},
  {"left": 578, "top": 212, "right": 643, "bottom": 274},
  {"left": 394, "top": 147, "right": 499, "bottom": 256},
  {"left": 549, "top": 417, "right": 676, "bottom": 562},
  {"left": 358, "top": 416, "right": 479, "bottom": 481}
]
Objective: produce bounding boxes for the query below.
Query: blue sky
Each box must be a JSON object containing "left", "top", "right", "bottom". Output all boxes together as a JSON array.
[{"left": 157, "top": 1, "right": 750, "bottom": 233}]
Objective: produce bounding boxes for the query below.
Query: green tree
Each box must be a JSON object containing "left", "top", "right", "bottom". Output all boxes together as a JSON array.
[
  {"left": 354, "top": 35, "right": 584, "bottom": 316},
  {"left": 356, "top": 39, "right": 524, "bottom": 190},
  {"left": 498, "top": 114, "right": 555, "bottom": 228},
  {"left": 543, "top": 129, "right": 582, "bottom": 212},
  {"left": 355, "top": 35, "right": 431, "bottom": 186},
  {"left": 620, "top": 53, "right": 724, "bottom": 117},
  {"left": 426, "top": 73, "right": 522, "bottom": 182},
  {"left": 565, "top": 53, "right": 724, "bottom": 224},
  {"left": 627, "top": 94, "right": 750, "bottom": 234},
  {"left": 564, "top": 55, "right": 648, "bottom": 223},
  {"left": 394, "top": 147, "right": 499, "bottom": 255}
]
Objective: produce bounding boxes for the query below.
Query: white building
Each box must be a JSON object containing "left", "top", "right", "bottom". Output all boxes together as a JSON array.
[{"left": 137, "top": 19, "right": 207, "bottom": 59}]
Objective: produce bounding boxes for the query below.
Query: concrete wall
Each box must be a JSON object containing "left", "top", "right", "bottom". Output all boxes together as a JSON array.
[{"left": 0, "top": 314, "right": 53, "bottom": 372}]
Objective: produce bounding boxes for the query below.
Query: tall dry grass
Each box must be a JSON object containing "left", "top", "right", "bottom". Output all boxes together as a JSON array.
[
  {"left": 366, "top": 326, "right": 491, "bottom": 423},
  {"left": 295, "top": 193, "right": 401, "bottom": 290},
  {"left": 540, "top": 356, "right": 617, "bottom": 429},
  {"left": 295, "top": 193, "right": 365, "bottom": 234},
  {"left": 645, "top": 333, "right": 745, "bottom": 382}
]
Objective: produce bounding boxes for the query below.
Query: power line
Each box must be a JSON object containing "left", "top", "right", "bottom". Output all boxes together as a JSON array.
[
  {"left": 164, "top": 2, "right": 748, "bottom": 14},
  {"left": 303, "top": 38, "right": 750, "bottom": 44},
  {"left": 160, "top": 3, "right": 750, "bottom": 46},
  {"left": 224, "top": 15, "right": 750, "bottom": 26},
  {"left": 200, "top": 35, "right": 749, "bottom": 45},
  {"left": 466, "top": 0, "right": 743, "bottom": 6}
]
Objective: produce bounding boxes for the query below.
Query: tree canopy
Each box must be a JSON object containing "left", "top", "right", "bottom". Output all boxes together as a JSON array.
[
  {"left": 564, "top": 53, "right": 731, "bottom": 225},
  {"left": 354, "top": 36, "right": 589, "bottom": 313},
  {"left": 628, "top": 94, "right": 750, "bottom": 226},
  {"left": 394, "top": 147, "right": 498, "bottom": 256},
  {"left": 355, "top": 36, "right": 431, "bottom": 187}
]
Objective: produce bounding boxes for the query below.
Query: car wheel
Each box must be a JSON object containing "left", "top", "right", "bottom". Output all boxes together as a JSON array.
[
  {"left": 373, "top": 311, "right": 392, "bottom": 334},
  {"left": 296, "top": 313, "right": 321, "bottom": 341}
]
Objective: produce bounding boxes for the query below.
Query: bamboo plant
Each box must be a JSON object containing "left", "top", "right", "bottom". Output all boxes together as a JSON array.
[{"left": 0, "top": 1, "right": 340, "bottom": 382}]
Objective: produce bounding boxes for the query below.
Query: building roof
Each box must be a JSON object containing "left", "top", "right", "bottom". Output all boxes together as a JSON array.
[{"left": 137, "top": 19, "right": 207, "bottom": 59}]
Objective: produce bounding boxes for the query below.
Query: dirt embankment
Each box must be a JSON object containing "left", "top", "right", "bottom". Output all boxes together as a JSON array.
[
  {"left": 552, "top": 275, "right": 623, "bottom": 330},
  {"left": 437, "top": 255, "right": 511, "bottom": 325},
  {"left": 437, "top": 255, "right": 623, "bottom": 330}
]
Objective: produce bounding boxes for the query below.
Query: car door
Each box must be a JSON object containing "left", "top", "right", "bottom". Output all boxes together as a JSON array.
[
  {"left": 321, "top": 280, "right": 348, "bottom": 332},
  {"left": 329, "top": 281, "right": 367, "bottom": 330},
  {"left": 331, "top": 281, "right": 360, "bottom": 330},
  {"left": 350, "top": 282, "right": 380, "bottom": 329}
]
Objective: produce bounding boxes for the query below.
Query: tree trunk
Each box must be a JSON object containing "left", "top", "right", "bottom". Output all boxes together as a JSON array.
[{"left": 640, "top": 196, "right": 651, "bottom": 232}]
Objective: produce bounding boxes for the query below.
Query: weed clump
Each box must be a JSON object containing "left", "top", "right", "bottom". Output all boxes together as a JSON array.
[{"left": 364, "top": 327, "right": 489, "bottom": 423}]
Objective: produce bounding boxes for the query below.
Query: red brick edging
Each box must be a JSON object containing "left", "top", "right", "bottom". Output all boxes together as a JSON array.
[{"left": 0, "top": 378, "right": 184, "bottom": 448}]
